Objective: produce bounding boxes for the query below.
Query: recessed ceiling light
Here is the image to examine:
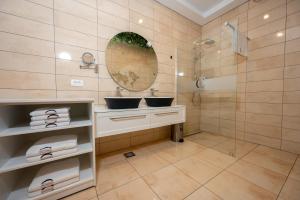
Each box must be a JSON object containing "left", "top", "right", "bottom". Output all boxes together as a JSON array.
[
  {"left": 58, "top": 52, "right": 72, "bottom": 60},
  {"left": 276, "top": 32, "right": 284, "bottom": 37},
  {"left": 138, "top": 19, "right": 143, "bottom": 24},
  {"left": 263, "top": 14, "right": 269, "bottom": 19}
]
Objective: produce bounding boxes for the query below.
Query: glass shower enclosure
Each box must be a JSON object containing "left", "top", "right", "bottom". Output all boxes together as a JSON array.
[{"left": 177, "top": 20, "right": 244, "bottom": 157}]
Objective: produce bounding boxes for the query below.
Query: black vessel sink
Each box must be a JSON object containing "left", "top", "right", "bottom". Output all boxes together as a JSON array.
[
  {"left": 104, "top": 97, "right": 142, "bottom": 109},
  {"left": 144, "top": 97, "right": 174, "bottom": 107}
]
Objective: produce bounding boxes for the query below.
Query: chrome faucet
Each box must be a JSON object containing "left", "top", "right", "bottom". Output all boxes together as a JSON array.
[
  {"left": 116, "top": 87, "right": 124, "bottom": 97},
  {"left": 150, "top": 88, "right": 158, "bottom": 96}
]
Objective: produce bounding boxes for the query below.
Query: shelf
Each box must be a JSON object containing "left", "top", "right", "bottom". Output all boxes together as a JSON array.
[
  {"left": 0, "top": 119, "right": 92, "bottom": 138},
  {"left": 0, "top": 99, "right": 95, "bottom": 200},
  {"left": 7, "top": 158, "right": 93, "bottom": 200},
  {"left": 0, "top": 141, "right": 93, "bottom": 174}
]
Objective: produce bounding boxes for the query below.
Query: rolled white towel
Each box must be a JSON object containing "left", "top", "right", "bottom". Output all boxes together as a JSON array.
[
  {"left": 31, "top": 113, "right": 69, "bottom": 121},
  {"left": 30, "top": 107, "right": 70, "bottom": 117},
  {"left": 30, "top": 117, "right": 70, "bottom": 126},
  {"left": 30, "top": 121, "right": 70, "bottom": 130},
  {"left": 26, "top": 135, "right": 77, "bottom": 158}
]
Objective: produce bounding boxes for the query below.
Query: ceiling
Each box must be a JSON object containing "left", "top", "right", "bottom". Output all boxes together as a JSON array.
[{"left": 156, "top": 0, "right": 248, "bottom": 25}]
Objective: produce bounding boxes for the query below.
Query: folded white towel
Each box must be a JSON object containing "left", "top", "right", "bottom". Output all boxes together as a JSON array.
[
  {"left": 31, "top": 113, "right": 69, "bottom": 121},
  {"left": 26, "top": 148, "right": 78, "bottom": 162},
  {"left": 28, "top": 158, "right": 79, "bottom": 197},
  {"left": 30, "top": 107, "right": 70, "bottom": 117},
  {"left": 26, "top": 135, "right": 77, "bottom": 158},
  {"left": 30, "top": 117, "right": 70, "bottom": 126},
  {"left": 28, "top": 177, "right": 79, "bottom": 197},
  {"left": 30, "top": 121, "right": 70, "bottom": 130}
]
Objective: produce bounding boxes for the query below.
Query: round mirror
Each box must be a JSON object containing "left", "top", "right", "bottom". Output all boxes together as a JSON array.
[{"left": 106, "top": 32, "right": 158, "bottom": 91}]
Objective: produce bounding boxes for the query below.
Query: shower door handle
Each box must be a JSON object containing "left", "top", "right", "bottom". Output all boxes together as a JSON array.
[
  {"left": 196, "top": 79, "right": 200, "bottom": 88},
  {"left": 196, "top": 76, "right": 206, "bottom": 88}
]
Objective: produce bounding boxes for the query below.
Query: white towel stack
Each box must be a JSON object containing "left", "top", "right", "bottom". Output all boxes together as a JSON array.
[
  {"left": 27, "top": 158, "right": 80, "bottom": 197},
  {"left": 26, "top": 135, "right": 78, "bottom": 162},
  {"left": 29, "top": 107, "right": 70, "bottom": 129}
]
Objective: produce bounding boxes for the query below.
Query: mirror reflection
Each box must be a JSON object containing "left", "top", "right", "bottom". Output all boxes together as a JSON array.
[{"left": 106, "top": 32, "right": 158, "bottom": 91}]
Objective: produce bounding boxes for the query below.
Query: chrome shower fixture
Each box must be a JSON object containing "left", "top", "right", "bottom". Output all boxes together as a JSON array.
[{"left": 224, "top": 21, "right": 236, "bottom": 31}]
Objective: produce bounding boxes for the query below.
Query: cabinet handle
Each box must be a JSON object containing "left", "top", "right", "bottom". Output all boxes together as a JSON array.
[
  {"left": 110, "top": 115, "right": 146, "bottom": 121},
  {"left": 155, "top": 111, "right": 179, "bottom": 116}
]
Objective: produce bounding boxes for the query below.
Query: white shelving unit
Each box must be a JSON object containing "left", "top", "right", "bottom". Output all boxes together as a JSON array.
[{"left": 0, "top": 99, "right": 96, "bottom": 200}]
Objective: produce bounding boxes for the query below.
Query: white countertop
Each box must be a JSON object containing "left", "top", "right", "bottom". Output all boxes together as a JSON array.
[{"left": 94, "top": 105, "right": 185, "bottom": 113}]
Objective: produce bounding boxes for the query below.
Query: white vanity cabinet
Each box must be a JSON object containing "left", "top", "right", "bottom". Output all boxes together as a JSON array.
[
  {"left": 150, "top": 106, "right": 185, "bottom": 128},
  {"left": 95, "top": 105, "right": 186, "bottom": 137}
]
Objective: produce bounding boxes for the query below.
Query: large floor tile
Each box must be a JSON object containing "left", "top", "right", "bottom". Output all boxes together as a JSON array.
[
  {"left": 187, "top": 132, "right": 228, "bottom": 147},
  {"left": 96, "top": 160, "right": 139, "bottom": 194},
  {"left": 174, "top": 154, "right": 222, "bottom": 184},
  {"left": 278, "top": 177, "right": 300, "bottom": 200},
  {"left": 235, "top": 140, "right": 258, "bottom": 158},
  {"left": 127, "top": 149, "right": 170, "bottom": 176},
  {"left": 62, "top": 187, "right": 98, "bottom": 200},
  {"left": 192, "top": 148, "right": 237, "bottom": 169},
  {"left": 96, "top": 151, "right": 127, "bottom": 168},
  {"left": 211, "top": 138, "right": 236, "bottom": 156},
  {"left": 143, "top": 165, "right": 200, "bottom": 200},
  {"left": 99, "top": 178, "right": 159, "bottom": 200},
  {"left": 242, "top": 146, "right": 297, "bottom": 175},
  {"left": 227, "top": 160, "right": 286, "bottom": 194},
  {"left": 155, "top": 140, "right": 205, "bottom": 163},
  {"left": 205, "top": 171, "right": 277, "bottom": 200},
  {"left": 185, "top": 187, "right": 221, "bottom": 200},
  {"left": 213, "top": 139, "right": 257, "bottom": 158}
]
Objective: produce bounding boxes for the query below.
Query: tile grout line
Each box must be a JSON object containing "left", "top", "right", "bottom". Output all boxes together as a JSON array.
[
  {"left": 277, "top": 7, "right": 297, "bottom": 197},
  {"left": 126, "top": 158, "right": 163, "bottom": 200},
  {"left": 96, "top": 0, "right": 100, "bottom": 105},
  {"left": 52, "top": 0, "right": 57, "bottom": 98},
  {"left": 280, "top": 0, "right": 288, "bottom": 152},
  {"left": 276, "top": 155, "right": 298, "bottom": 199}
]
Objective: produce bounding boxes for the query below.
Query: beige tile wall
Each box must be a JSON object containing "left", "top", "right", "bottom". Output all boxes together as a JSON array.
[
  {"left": 0, "top": 0, "right": 200, "bottom": 102},
  {"left": 200, "top": 0, "right": 300, "bottom": 154},
  {"left": 0, "top": 0, "right": 201, "bottom": 154}
]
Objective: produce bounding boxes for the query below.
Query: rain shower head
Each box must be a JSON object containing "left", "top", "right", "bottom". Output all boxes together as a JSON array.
[{"left": 193, "top": 38, "right": 215, "bottom": 46}]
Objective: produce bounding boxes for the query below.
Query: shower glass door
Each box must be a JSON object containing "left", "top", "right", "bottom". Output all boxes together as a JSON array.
[{"left": 177, "top": 20, "right": 239, "bottom": 157}]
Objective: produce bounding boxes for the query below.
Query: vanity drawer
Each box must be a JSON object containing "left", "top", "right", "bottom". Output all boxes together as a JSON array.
[
  {"left": 150, "top": 107, "right": 185, "bottom": 128},
  {"left": 96, "top": 111, "right": 150, "bottom": 137}
]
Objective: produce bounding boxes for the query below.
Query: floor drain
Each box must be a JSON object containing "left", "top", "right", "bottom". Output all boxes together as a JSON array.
[{"left": 124, "top": 152, "right": 135, "bottom": 158}]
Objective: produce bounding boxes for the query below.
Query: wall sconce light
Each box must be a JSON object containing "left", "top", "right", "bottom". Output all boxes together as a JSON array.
[{"left": 80, "top": 52, "right": 98, "bottom": 73}]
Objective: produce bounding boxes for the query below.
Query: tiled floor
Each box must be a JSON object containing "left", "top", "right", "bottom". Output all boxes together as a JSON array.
[{"left": 63, "top": 132, "right": 300, "bottom": 200}]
